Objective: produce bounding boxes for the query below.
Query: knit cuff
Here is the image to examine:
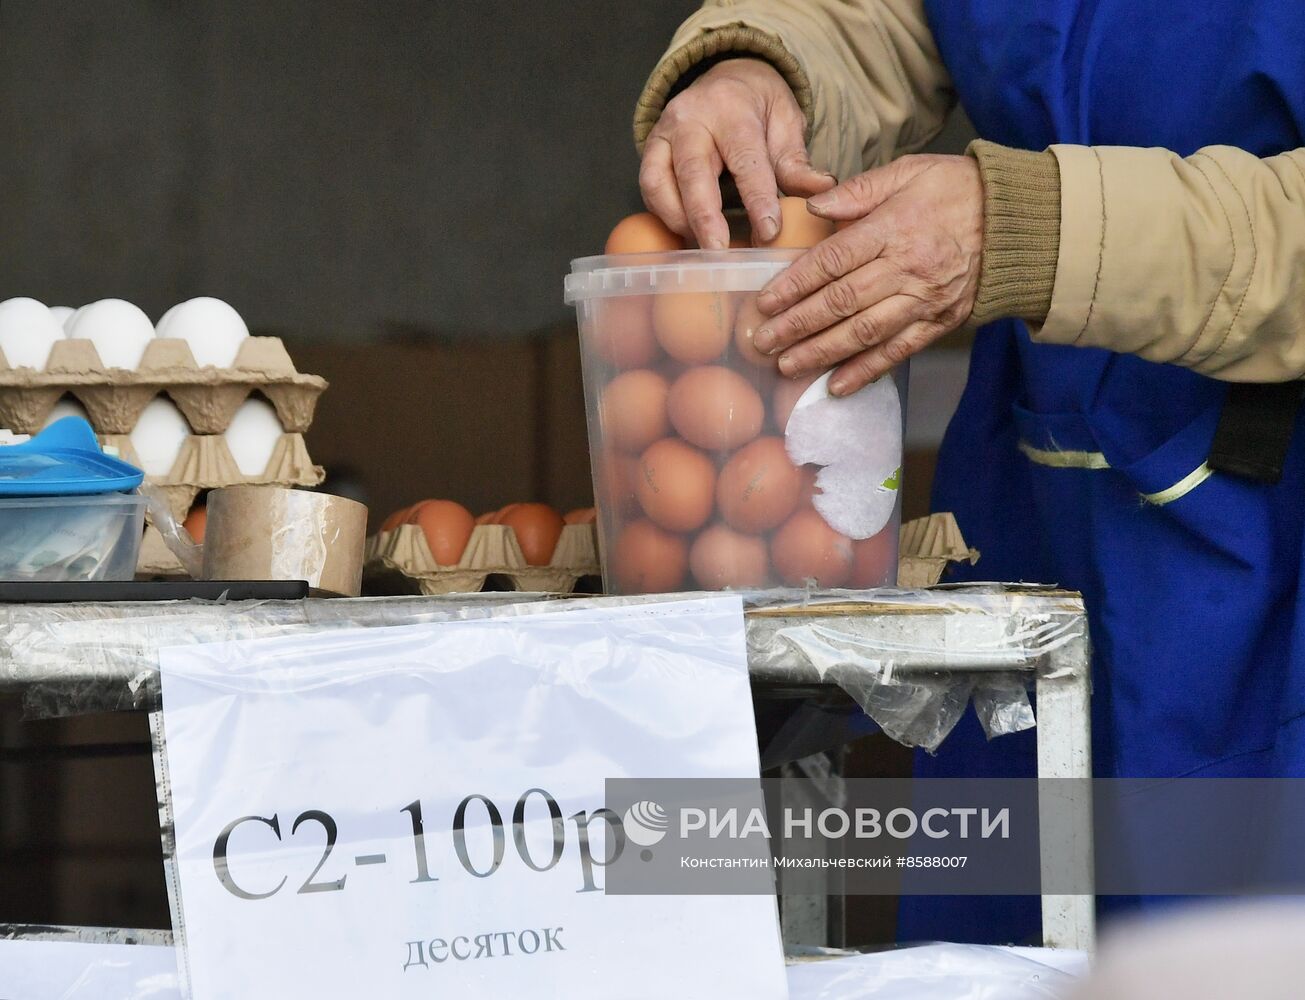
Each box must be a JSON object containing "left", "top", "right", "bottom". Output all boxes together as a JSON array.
[
  {"left": 967, "top": 140, "right": 1061, "bottom": 326},
  {"left": 633, "top": 24, "right": 813, "bottom": 152}
]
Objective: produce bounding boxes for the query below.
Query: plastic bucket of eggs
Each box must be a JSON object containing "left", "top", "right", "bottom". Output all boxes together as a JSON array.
[{"left": 565, "top": 239, "right": 907, "bottom": 596}]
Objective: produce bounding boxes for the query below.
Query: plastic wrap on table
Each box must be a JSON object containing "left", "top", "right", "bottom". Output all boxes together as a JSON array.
[
  {"left": 0, "top": 587, "right": 1089, "bottom": 752},
  {"left": 785, "top": 943, "right": 1084, "bottom": 998},
  {"left": 0, "top": 925, "right": 178, "bottom": 1000}
]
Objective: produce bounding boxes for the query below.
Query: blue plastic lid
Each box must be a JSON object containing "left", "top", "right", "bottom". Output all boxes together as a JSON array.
[{"left": 0, "top": 417, "right": 145, "bottom": 496}]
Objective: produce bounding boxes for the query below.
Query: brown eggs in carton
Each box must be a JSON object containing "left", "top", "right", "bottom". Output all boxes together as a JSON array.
[
  {"left": 0, "top": 336, "right": 326, "bottom": 435},
  {"left": 365, "top": 523, "right": 600, "bottom": 596}
]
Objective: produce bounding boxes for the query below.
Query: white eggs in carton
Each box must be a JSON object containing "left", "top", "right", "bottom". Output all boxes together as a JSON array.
[
  {"left": 42, "top": 396, "right": 91, "bottom": 429},
  {"left": 0, "top": 298, "right": 66, "bottom": 370},
  {"left": 225, "top": 398, "right": 286, "bottom": 477},
  {"left": 155, "top": 296, "right": 250, "bottom": 368},
  {"left": 48, "top": 305, "right": 76, "bottom": 328},
  {"left": 65, "top": 298, "right": 156, "bottom": 370},
  {"left": 130, "top": 397, "right": 192, "bottom": 476}
]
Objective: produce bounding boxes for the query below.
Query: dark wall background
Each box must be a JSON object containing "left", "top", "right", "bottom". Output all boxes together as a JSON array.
[
  {"left": 1, "top": 1, "right": 974, "bottom": 341},
  {"left": 1, "top": 0, "right": 702, "bottom": 339}
]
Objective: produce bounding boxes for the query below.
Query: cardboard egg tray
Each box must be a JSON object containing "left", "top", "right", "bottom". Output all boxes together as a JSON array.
[
  {"left": 897, "top": 513, "right": 979, "bottom": 588},
  {"left": 113, "top": 431, "right": 326, "bottom": 578},
  {"left": 0, "top": 336, "right": 326, "bottom": 435},
  {"left": 364, "top": 523, "right": 601, "bottom": 596},
  {"left": 102, "top": 431, "right": 325, "bottom": 524}
]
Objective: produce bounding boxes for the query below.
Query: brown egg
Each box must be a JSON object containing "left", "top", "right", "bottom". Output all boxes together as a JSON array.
[
  {"left": 380, "top": 506, "right": 411, "bottom": 532},
  {"left": 717, "top": 436, "right": 803, "bottom": 534},
  {"left": 733, "top": 294, "right": 778, "bottom": 369},
  {"left": 596, "top": 450, "right": 641, "bottom": 517},
  {"left": 654, "top": 292, "right": 736, "bottom": 364},
  {"left": 771, "top": 508, "right": 853, "bottom": 587},
  {"left": 772, "top": 372, "right": 821, "bottom": 433},
  {"left": 636, "top": 438, "right": 716, "bottom": 533},
  {"left": 850, "top": 528, "right": 897, "bottom": 589},
  {"left": 667, "top": 366, "right": 765, "bottom": 452},
  {"left": 474, "top": 510, "right": 499, "bottom": 525},
  {"left": 600, "top": 369, "right": 670, "bottom": 453},
  {"left": 408, "top": 500, "right": 476, "bottom": 566},
  {"left": 689, "top": 523, "right": 770, "bottom": 589},
  {"left": 184, "top": 504, "right": 208, "bottom": 543},
  {"left": 605, "top": 212, "right": 685, "bottom": 255},
  {"left": 757, "top": 196, "right": 836, "bottom": 249},
  {"left": 500, "top": 503, "right": 565, "bottom": 566},
  {"left": 563, "top": 507, "right": 597, "bottom": 525},
  {"left": 611, "top": 519, "right": 688, "bottom": 594},
  {"left": 586, "top": 296, "right": 659, "bottom": 370}
]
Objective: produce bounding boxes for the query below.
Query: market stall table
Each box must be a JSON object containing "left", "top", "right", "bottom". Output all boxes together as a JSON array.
[{"left": 0, "top": 586, "right": 1093, "bottom": 953}]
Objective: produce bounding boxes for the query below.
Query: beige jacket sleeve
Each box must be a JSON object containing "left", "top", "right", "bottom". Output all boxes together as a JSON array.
[
  {"left": 972, "top": 141, "right": 1305, "bottom": 382},
  {"left": 633, "top": 0, "right": 955, "bottom": 181},
  {"left": 1045, "top": 145, "right": 1305, "bottom": 382}
]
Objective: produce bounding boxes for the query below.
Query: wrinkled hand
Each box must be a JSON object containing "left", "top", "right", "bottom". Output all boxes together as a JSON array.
[
  {"left": 753, "top": 155, "right": 984, "bottom": 395},
  {"left": 640, "top": 58, "right": 836, "bottom": 249}
]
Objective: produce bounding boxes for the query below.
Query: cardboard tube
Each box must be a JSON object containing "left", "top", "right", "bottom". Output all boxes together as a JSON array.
[{"left": 203, "top": 485, "right": 367, "bottom": 597}]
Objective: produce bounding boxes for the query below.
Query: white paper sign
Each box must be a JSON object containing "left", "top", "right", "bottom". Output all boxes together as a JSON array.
[
  {"left": 158, "top": 596, "right": 787, "bottom": 999},
  {"left": 0, "top": 938, "right": 181, "bottom": 999}
]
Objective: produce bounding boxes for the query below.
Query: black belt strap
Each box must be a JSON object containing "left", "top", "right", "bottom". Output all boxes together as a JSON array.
[{"left": 1207, "top": 382, "right": 1305, "bottom": 484}]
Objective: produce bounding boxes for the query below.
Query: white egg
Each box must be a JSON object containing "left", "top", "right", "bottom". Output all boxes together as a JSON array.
[
  {"left": 155, "top": 297, "right": 250, "bottom": 368},
  {"left": 65, "top": 299, "right": 156, "bottom": 370},
  {"left": 0, "top": 298, "right": 66, "bottom": 370},
  {"left": 47, "top": 306, "right": 76, "bottom": 328},
  {"left": 60, "top": 307, "right": 82, "bottom": 332},
  {"left": 129, "top": 398, "right": 191, "bottom": 477},
  {"left": 42, "top": 396, "right": 91, "bottom": 429},
  {"left": 224, "top": 398, "right": 283, "bottom": 477}
]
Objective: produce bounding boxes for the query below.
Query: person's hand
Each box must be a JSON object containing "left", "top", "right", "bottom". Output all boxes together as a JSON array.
[
  {"left": 640, "top": 58, "right": 837, "bottom": 249},
  {"left": 753, "top": 154, "right": 984, "bottom": 395}
]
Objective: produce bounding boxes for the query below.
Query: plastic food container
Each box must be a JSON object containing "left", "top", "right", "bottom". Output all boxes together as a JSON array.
[
  {"left": 565, "top": 249, "right": 907, "bottom": 596},
  {"left": 0, "top": 417, "right": 146, "bottom": 582}
]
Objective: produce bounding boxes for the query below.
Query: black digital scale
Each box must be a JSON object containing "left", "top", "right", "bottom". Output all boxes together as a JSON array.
[{"left": 0, "top": 580, "right": 310, "bottom": 603}]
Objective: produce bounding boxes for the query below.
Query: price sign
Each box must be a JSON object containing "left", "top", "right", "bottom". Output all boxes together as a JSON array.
[{"left": 157, "top": 596, "right": 787, "bottom": 999}]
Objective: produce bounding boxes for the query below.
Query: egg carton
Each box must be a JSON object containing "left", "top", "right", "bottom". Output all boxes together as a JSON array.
[
  {"left": 103, "top": 431, "right": 326, "bottom": 524},
  {"left": 364, "top": 523, "right": 600, "bottom": 596},
  {"left": 0, "top": 336, "right": 326, "bottom": 435},
  {"left": 137, "top": 524, "right": 188, "bottom": 577},
  {"left": 897, "top": 512, "right": 979, "bottom": 588}
]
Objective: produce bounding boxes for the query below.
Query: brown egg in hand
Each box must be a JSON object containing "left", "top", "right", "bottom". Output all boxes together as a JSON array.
[
  {"left": 690, "top": 523, "right": 770, "bottom": 590},
  {"left": 756, "top": 196, "right": 836, "bottom": 249},
  {"left": 500, "top": 502, "right": 565, "bottom": 566},
  {"left": 600, "top": 369, "right": 670, "bottom": 453},
  {"left": 717, "top": 436, "right": 803, "bottom": 534},
  {"left": 408, "top": 499, "right": 476, "bottom": 566},
  {"left": 771, "top": 508, "right": 853, "bottom": 588},
  {"left": 612, "top": 519, "right": 688, "bottom": 593},
  {"left": 733, "top": 294, "right": 779, "bottom": 369},
  {"left": 654, "top": 292, "right": 736, "bottom": 365},
  {"left": 636, "top": 438, "right": 716, "bottom": 533},
  {"left": 667, "top": 366, "right": 765, "bottom": 452},
  {"left": 605, "top": 213, "right": 685, "bottom": 255}
]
